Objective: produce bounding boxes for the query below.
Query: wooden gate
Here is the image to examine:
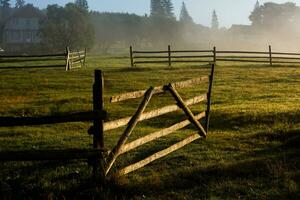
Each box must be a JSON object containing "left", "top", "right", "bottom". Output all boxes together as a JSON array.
[{"left": 102, "top": 64, "right": 215, "bottom": 178}]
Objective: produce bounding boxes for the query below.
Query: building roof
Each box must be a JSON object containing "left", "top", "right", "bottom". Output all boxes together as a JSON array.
[{"left": 229, "top": 24, "right": 253, "bottom": 33}]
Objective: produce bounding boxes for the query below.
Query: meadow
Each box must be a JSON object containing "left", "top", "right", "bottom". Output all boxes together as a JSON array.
[{"left": 0, "top": 56, "right": 299, "bottom": 199}]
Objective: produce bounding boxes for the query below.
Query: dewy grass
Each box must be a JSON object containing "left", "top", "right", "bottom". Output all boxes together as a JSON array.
[{"left": 0, "top": 58, "right": 299, "bottom": 199}]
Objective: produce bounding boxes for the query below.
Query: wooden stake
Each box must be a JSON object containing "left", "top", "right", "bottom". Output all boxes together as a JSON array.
[
  {"left": 269, "top": 45, "right": 272, "bottom": 66},
  {"left": 92, "top": 70, "right": 105, "bottom": 178},
  {"left": 130, "top": 46, "right": 134, "bottom": 67},
  {"left": 83, "top": 48, "right": 87, "bottom": 67},
  {"left": 168, "top": 84, "right": 207, "bottom": 138},
  {"left": 168, "top": 45, "right": 171, "bottom": 67},
  {"left": 65, "top": 46, "right": 70, "bottom": 71},
  {"left": 213, "top": 46, "right": 217, "bottom": 64},
  {"left": 93, "top": 70, "right": 104, "bottom": 149},
  {"left": 104, "top": 87, "right": 154, "bottom": 176},
  {"left": 205, "top": 64, "right": 215, "bottom": 133}
]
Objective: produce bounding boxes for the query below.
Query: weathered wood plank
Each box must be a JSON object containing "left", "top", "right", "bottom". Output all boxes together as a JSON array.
[
  {"left": 0, "top": 111, "right": 107, "bottom": 127},
  {"left": 216, "top": 51, "right": 269, "bottom": 54},
  {"left": 172, "top": 60, "right": 212, "bottom": 63},
  {"left": 110, "top": 76, "right": 208, "bottom": 103},
  {"left": 171, "top": 50, "right": 213, "bottom": 53},
  {"left": 216, "top": 59, "right": 268, "bottom": 63},
  {"left": 167, "top": 84, "right": 207, "bottom": 138},
  {"left": 105, "top": 94, "right": 207, "bottom": 131},
  {"left": 114, "top": 133, "right": 201, "bottom": 177},
  {"left": 0, "top": 149, "right": 106, "bottom": 161},
  {"left": 0, "top": 53, "right": 66, "bottom": 58},
  {"left": 120, "top": 111, "right": 206, "bottom": 155},
  {"left": 133, "top": 50, "right": 168, "bottom": 54},
  {"left": 134, "top": 60, "right": 169, "bottom": 64},
  {"left": 104, "top": 87, "right": 154, "bottom": 176}
]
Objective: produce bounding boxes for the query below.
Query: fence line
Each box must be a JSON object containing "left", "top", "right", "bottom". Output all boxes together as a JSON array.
[
  {"left": 0, "top": 65, "right": 215, "bottom": 183},
  {"left": 130, "top": 45, "right": 300, "bottom": 67},
  {"left": 65, "top": 47, "right": 87, "bottom": 71},
  {"left": 0, "top": 47, "right": 87, "bottom": 71},
  {"left": 0, "top": 70, "right": 106, "bottom": 179}
]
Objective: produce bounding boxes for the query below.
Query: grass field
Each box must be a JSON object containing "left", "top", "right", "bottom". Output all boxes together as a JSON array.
[{"left": 0, "top": 57, "right": 300, "bottom": 199}]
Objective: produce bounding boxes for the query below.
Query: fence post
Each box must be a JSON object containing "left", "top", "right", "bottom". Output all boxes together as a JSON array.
[
  {"left": 213, "top": 46, "right": 216, "bottom": 65},
  {"left": 130, "top": 46, "right": 134, "bottom": 67},
  {"left": 205, "top": 64, "right": 215, "bottom": 133},
  {"left": 92, "top": 70, "right": 105, "bottom": 179},
  {"left": 83, "top": 48, "right": 87, "bottom": 67},
  {"left": 269, "top": 45, "right": 272, "bottom": 66},
  {"left": 168, "top": 45, "right": 171, "bottom": 67},
  {"left": 65, "top": 46, "right": 70, "bottom": 71}
]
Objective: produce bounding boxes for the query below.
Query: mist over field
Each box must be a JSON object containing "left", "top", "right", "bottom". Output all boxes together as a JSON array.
[
  {"left": 2, "top": 0, "right": 300, "bottom": 53},
  {"left": 0, "top": 1, "right": 300, "bottom": 199}
]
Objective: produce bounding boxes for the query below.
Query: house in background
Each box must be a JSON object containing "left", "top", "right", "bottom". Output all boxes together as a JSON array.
[{"left": 2, "top": 4, "right": 45, "bottom": 52}]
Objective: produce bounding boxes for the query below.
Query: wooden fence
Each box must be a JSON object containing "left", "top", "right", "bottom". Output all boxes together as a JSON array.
[
  {"left": 0, "top": 47, "right": 86, "bottom": 71},
  {"left": 130, "top": 45, "right": 300, "bottom": 67},
  {"left": 0, "top": 65, "right": 215, "bottom": 181},
  {"left": 65, "top": 47, "right": 87, "bottom": 71},
  {"left": 0, "top": 70, "right": 106, "bottom": 174}
]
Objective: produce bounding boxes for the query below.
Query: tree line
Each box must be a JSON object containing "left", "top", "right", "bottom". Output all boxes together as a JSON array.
[{"left": 1, "top": 0, "right": 300, "bottom": 53}]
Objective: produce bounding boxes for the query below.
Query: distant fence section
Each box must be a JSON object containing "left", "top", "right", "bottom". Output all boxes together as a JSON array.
[
  {"left": 66, "top": 47, "right": 87, "bottom": 71},
  {"left": 130, "top": 45, "right": 300, "bottom": 67},
  {"left": 0, "top": 47, "right": 86, "bottom": 71}
]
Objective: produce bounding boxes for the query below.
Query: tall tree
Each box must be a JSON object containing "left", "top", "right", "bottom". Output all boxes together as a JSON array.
[
  {"left": 179, "top": 2, "right": 193, "bottom": 24},
  {"left": 15, "top": 0, "right": 25, "bottom": 8},
  {"left": 150, "top": 0, "right": 164, "bottom": 18},
  {"left": 0, "top": 0, "right": 11, "bottom": 19},
  {"left": 75, "top": 0, "right": 88, "bottom": 11},
  {"left": 249, "top": 0, "right": 262, "bottom": 26},
  {"left": 211, "top": 10, "right": 219, "bottom": 30},
  {"left": 41, "top": 3, "right": 94, "bottom": 51},
  {"left": 249, "top": 2, "right": 299, "bottom": 29},
  {"left": 0, "top": 0, "right": 10, "bottom": 7},
  {"left": 162, "top": 0, "right": 175, "bottom": 19}
]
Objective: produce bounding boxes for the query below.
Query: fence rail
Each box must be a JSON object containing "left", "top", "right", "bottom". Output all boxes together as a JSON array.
[
  {"left": 0, "top": 47, "right": 87, "bottom": 71},
  {"left": 103, "top": 64, "right": 215, "bottom": 178},
  {"left": 130, "top": 45, "right": 300, "bottom": 67},
  {"left": 0, "top": 70, "right": 106, "bottom": 178}
]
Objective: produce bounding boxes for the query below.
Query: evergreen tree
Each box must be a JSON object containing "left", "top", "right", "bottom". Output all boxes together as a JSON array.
[
  {"left": 0, "top": 0, "right": 10, "bottom": 7},
  {"left": 75, "top": 0, "right": 88, "bottom": 11},
  {"left": 211, "top": 10, "right": 219, "bottom": 30},
  {"left": 15, "top": 0, "right": 25, "bottom": 8},
  {"left": 162, "top": 0, "right": 175, "bottom": 19},
  {"left": 249, "top": 0, "right": 262, "bottom": 26},
  {"left": 150, "top": 0, "right": 164, "bottom": 18},
  {"left": 0, "top": 0, "right": 11, "bottom": 19},
  {"left": 179, "top": 2, "right": 193, "bottom": 24}
]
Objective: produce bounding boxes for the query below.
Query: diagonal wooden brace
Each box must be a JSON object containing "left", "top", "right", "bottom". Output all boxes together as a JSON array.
[
  {"left": 104, "top": 87, "right": 154, "bottom": 176},
  {"left": 167, "top": 84, "right": 207, "bottom": 138}
]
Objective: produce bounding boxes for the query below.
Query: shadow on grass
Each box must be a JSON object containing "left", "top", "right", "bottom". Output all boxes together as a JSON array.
[
  {"left": 120, "top": 137, "right": 300, "bottom": 199},
  {"left": 210, "top": 110, "right": 300, "bottom": 131}
]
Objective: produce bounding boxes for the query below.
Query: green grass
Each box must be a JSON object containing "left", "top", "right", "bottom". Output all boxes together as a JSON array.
[{"left": 0, "top": 57, "right": 299, "bottom": 199}]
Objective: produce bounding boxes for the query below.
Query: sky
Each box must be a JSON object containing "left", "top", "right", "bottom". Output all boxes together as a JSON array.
[{"left": 10, "top": 0, "right": 300, "bottom": 27}]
